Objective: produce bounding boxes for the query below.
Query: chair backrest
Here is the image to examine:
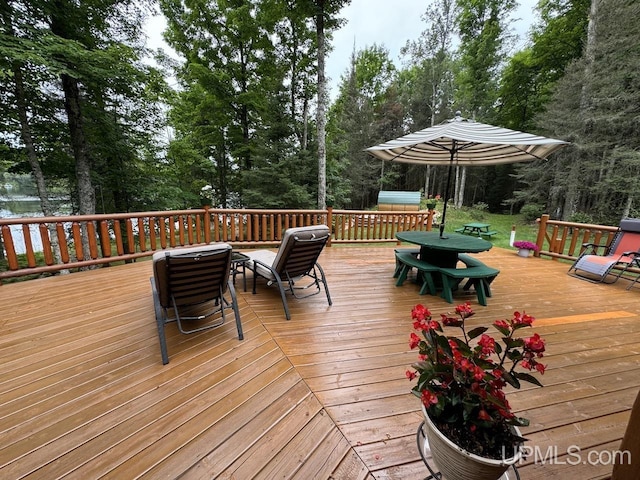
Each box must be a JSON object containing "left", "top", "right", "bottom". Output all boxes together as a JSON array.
[
  {"left": 271, "top": 225, "right": 330, "bottom": 277},
  {"left": 152, "top": 243, "right": 232, "bottom": 308},
  {"left": 609, "top": 219, "right": 640, "bottom": 256}
]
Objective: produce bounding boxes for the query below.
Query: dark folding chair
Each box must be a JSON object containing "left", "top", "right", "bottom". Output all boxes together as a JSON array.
[
  {"left": 150, "top": 243, "right": 243, "bottom": 365},
  {"left": 246, "top": 225, "right": 332, "bottom": 320},
  {"left": 568, "top": 218, "right": 640, "bottom": 284}
]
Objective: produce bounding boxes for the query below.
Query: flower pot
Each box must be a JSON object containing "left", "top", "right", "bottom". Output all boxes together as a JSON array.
[
  {"left": 426, "top": 202, "right": 437, "bottom": 210},
  {"left": 422, "top": 405, "right": 522, "bottom": 480},
  {"left": 516, "top": 248, "right": 530, "bottom": 258}
]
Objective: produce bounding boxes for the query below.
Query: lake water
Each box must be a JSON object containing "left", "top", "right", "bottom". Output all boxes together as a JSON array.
[{"left": 1, "top": 197, "right": 71, "bottom": 254}]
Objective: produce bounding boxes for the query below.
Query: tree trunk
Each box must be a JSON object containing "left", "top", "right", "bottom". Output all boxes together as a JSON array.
[
  {"left": 13, "top": 62, "right": 67, "bottom": 272},
  {"left": 315, "top": 1, "right": 327, "bottom": 209},
  {"left": 457, "top": 166, "right": 467, "bottom": 207}
]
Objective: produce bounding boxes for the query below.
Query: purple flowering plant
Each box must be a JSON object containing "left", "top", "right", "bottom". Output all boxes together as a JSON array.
[{"left": 513, "top": 240, "right": 539, "bottom": 252}]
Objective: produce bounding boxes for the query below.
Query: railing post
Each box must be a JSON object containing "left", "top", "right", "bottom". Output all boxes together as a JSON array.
[
  {"left": 326, "top": 207, "right": 333, "bottom": 247},
  {"left": 203, "top": 207, "right": 211, "bottom": 244},
  {"left": 535, "top": 214, "right": 549, "bottom": 257}
]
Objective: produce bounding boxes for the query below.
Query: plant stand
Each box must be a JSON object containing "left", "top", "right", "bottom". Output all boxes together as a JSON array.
[{"left": 416, "top": 421, "right": 520, "bottom": 480}]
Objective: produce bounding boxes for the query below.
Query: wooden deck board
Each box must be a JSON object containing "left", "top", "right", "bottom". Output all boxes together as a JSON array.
[{"left": 1, "top": 245, "right": 639, "bottom": 478}]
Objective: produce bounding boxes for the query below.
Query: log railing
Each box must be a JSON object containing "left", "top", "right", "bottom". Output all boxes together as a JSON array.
[
  {"left": 534, "top": 214, "right": 619, "bottom": 261},
  {"left": 0, "top": 207, "right": 435, "bottom": 281}
]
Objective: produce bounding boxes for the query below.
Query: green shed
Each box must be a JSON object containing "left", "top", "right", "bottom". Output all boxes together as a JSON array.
[{"left": 377, "top": 191, "right": 421, "bottom": 211}]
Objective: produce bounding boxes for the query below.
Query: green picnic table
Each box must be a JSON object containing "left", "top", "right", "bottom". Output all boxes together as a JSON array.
[{"left": 455, "top": 223, "right": 497, "bottom": 237}]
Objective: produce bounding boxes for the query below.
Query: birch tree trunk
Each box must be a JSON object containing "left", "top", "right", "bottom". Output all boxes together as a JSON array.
[
  {"left": 12, "top": 62, "right": 67, "bottom": 272},
  {"left": 315, "top": 1, "right": 327, "bottom": 209}
]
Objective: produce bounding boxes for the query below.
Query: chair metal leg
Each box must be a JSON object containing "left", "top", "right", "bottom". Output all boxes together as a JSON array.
[
  {"left": 227, "top": 280, "right": 244, "bottom": 340},
  {"left": 271, "top": 271, "right": 292, "bottom": 320},
  {"left": 315, "top": 263, "right": 332, "bottom": 306},
  {"left": 150, "top": 277, "right": 170, "bottom": 365}
]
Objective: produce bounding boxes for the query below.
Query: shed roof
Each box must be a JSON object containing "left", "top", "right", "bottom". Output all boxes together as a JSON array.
[{"left": 377, "top": 191, "right": 421, "bottom": 205}]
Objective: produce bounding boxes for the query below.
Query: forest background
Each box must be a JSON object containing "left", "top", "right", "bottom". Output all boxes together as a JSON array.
[{"left": 1, "top": 0, "right": 639, "bottom": 227}]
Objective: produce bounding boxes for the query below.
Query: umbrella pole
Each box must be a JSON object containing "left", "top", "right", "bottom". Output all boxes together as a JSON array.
[{"left": 439, "top": 150, "right": 455, "bottom": 239}]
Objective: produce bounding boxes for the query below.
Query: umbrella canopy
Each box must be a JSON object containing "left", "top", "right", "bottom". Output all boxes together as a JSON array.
[{"left": 365, "top": 113, "right": 569, "bottom": 237}]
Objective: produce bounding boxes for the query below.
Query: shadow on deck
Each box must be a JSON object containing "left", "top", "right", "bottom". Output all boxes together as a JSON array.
[{"left": 1, "top": 246, "right": 639, "bottom": 479}]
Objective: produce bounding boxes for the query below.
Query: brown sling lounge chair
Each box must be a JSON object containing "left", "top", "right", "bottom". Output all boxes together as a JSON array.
[
  {"left": 151, "top": 243, "right": 243, "bottom": 365},
  {"left": 246, "top": 225, "right": 332, "bottom": 320}
]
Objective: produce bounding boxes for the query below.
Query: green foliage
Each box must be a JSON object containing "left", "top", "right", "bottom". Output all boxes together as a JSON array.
[
  {"left": 0, "top": 0, "right": 635, "bottom": 219},
  {"left": 519, "top": 204, "right": 544, "bottom": 224},
  {"left": 568, "top": 212, "right": 593, "bottom": 225},
  {"left": 455, "top": 0, "right": 515, "bottom": 118}
]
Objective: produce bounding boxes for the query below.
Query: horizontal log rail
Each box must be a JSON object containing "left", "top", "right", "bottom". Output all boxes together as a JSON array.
[
  {"left": 534, "top": 213, "right": 618, "bottom": 260},
  {"left": 0, "top": 207, "right": 435, "bottom": 281},
  {"left": 534, "top": 213, "right": 640, "bottom": 276}
]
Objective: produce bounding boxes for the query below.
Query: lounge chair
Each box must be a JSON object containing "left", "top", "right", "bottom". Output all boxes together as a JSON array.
[
  {"left": 568, "top": 218, "right": 640, "bottom": 284},
  {"left": 150, "top": 243, "right": 243, "bottom": 365},
  {"left": 246, "top": 225, "right": 332, "bottom": 320}
]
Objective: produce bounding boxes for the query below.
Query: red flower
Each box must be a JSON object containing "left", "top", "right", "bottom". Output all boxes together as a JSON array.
[
  {"left": 406, "top": 370, "right": 417, "bottom": 380},
  {"left": 478, "top": 334, "right": 496, "bottom": 356},
  {"left": 455, "top": 302, "right": 474, "bottom": 318},
  {"left": 421, "top": 390, "right": 439, "bottom": 406},
  {"left": 409, "top": 332, "right": 420, "bottom": 349},
  {"left": 478, "top": 409, "right": 491, "bottom": 421},
  {"left": 412, "top": 304, "right": 431, "bottom": 321},
  {"left": 524, "top": 333, "right": 546, "bottom": 354},
  {"left": 460, "top": 358, "right": 474, "bottom": 373},
  {"left": 493, "top": 319, "right": 509, "bottom": 330},
  {"left": 513, "top": 311, "right": 534, "bottom": 326},
  {"left": 535, "top": 363, "right": 546, "bottom": 374}
]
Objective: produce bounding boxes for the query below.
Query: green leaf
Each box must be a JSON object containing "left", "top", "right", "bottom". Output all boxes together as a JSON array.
[
  {"left": 494, "top": 325, "right": 510, "bottom": 336},
  {"left": 502, "top": 370, "right": 521, "bottom": 389},
  {"left": 515, "top": 371, "right": 544, "bottom": 387},
  {"left": 467, "top": 326, "right": 488, "bottom": 339}
]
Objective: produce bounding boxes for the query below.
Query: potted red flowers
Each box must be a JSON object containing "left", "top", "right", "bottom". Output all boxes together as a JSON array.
[{"left": 407, "top": 303, "right": 546, "bottom": 480}]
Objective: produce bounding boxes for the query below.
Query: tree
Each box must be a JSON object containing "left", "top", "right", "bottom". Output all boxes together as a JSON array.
[
  {"left": 310, "top": 0, "right": 350, "bottom": 209},
  {"left": 400, "top": 0, "right": 458, "bottom": 196},
  {"left": 529, "top": 0, "right": 640, "bottom": 223},
  {"left": 500, "top": 0, "right": 590, "bottom": 215},
  {"left": 327, "top": 45, "right": 399, "bottom": 209},
  {"left": 454, "top": 0, "right": 516, "bottom": 208}
]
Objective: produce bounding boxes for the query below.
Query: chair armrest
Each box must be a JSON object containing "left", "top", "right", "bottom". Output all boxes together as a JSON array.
[{"left": 580, "top": 242, "right": 609, "bottom": 255}]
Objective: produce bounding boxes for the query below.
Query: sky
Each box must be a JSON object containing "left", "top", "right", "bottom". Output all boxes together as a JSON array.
[{"left": 145, "top": 0, "right": 539, "bottom": 99}]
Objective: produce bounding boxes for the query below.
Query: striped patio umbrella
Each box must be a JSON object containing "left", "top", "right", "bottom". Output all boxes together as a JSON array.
[{"left": 365, "top": 112, "right": 569, "bottom": 238}]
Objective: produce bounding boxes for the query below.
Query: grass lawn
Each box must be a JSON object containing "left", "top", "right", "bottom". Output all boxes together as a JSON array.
[{"left": 433, "top": 205, "right": 540, "bottom": 250}]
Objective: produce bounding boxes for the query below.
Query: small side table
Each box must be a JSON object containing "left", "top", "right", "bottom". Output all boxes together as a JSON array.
[
  {"left": 231, "top": 252, "right": 250, "bottom": 292},
  {"left": 416, "top": 421, "right": 520, "bottom": 480}
]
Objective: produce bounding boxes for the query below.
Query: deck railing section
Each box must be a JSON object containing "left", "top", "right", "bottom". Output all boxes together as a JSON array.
[
  {"left": 0, "top": 207, "right": 434, "bottom": 280},
  {"left": 535, "top": 213, "right": 619, "bottom": 260}
]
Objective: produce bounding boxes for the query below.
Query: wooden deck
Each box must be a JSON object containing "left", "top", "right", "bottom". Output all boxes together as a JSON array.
[{"left": 1, "top": 245, "right": 639, "bottom": 479}]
